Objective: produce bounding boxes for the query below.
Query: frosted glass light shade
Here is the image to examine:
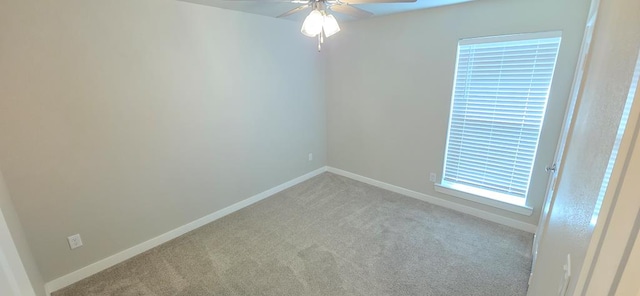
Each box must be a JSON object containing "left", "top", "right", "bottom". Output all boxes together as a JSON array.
[
  {"left": 301, "top": 10, "right": 323, "bottom": 37},
  {"left": 322, "top": 14, "right": 340, "bottom": 37}
]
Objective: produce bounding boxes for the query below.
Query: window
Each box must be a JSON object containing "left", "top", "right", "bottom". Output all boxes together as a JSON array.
[{"left": 436, "top": 32, "right": 562, "bottom": 212}]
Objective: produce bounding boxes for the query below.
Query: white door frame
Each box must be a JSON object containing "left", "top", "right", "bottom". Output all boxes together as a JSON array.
[
  {"left": 0, "top": 209, "right": 36, "bottom": 296},
  {"left": 529, "top": 0, "right": 600, "bottom": 280},
  {"left": 573, "top": 48, "right": 640, "bottom": 296}
]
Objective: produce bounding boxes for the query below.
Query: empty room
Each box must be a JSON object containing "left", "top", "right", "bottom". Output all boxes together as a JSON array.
[{"left": 1, "top": 0, "right": 639, "bottom": 295}]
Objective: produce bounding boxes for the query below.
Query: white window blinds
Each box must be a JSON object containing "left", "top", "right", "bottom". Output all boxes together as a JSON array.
[{"left": 442, "top": 32, "right": 562, "bottom": 202}]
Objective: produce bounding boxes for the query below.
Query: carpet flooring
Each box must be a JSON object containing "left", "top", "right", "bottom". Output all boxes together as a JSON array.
[{"left": 52, "top": 172, "right": 533, "bottom": 296}]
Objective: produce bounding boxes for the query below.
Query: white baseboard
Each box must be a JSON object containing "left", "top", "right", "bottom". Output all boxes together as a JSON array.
[
  {"left": 326, "top": 167, "right": 537, "bottom": 234},
  {"left": 44, "top": 166, "right": 328, "bottom": 295},
  {"left": 45, "top": 165, "right": 536, "bottom": 294}
]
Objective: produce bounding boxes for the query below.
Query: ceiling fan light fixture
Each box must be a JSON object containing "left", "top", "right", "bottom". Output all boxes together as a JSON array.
[
  {"left": 322, "top": 14, "right": 340, "bottom": 38},
  {"left": 301, "top": 10, "right": 324, "bottom": 37}
]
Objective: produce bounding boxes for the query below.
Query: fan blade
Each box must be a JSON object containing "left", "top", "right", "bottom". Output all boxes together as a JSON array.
[
  {"left": 329, "top": 4, "right": 373, "bottom": 18},
  {"left": 277, "top": 5, "right": 310, "bottom": 18},
  {"left": 225, "top": 0, "right": 309, "bottom": 2},
  {"left": 180, "top": 0, "right": 300, "bottom": 3},
  {"left": 341, "top": 0, "right": 416, "bottom": 3},
  {"left": 212, "top": 0, "right": 307, "bottom": 2}
]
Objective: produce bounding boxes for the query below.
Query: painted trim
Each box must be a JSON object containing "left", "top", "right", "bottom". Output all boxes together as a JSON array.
[
  {"left": 459, "top": 30, "right": 563, "bottom": 45},
  {"left": 575, "top": 46, "right": 640, "bottom": 296},
  {"left": 327, "top": 167, "right": 537, "bottom": 233},
  {"left": 45, "top": 165, "right": 536, "bottom": 295},
  {"left": 44, "top": 166, "right": 328, "bottom": 295},
  {"left": 434, "top": 184, "right": 534, "bottom": 216},
  {"left": 0, "top": 210, "right": 36, "bottom": 296}
]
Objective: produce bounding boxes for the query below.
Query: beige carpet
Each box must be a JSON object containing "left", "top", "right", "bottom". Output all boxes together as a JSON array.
[{"left": 53, "top": 172, "right": 533, "bottom": 296}]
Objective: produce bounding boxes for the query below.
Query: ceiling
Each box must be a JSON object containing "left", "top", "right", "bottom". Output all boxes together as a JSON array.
[{"left": 178, "top": 0, "right": 473, "bottom": 22}]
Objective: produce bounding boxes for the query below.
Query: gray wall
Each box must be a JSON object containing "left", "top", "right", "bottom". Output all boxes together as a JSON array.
[
  {"left": 0, "top": 169, "right": 45, "bottom": 295},
  {"left": 528, "top": 0, "right": 640, "bottom": 294},
  {"left": 0, "top": 0, "right": 326, "bottom": 281},
  {"left": 325, "top": 0, "right": 590, "bottom": 226}
]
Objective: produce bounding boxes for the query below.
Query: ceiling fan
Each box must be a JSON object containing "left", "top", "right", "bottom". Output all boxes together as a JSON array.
[{"left": 228, "top": 0, "right": 417, "bottom": 50}]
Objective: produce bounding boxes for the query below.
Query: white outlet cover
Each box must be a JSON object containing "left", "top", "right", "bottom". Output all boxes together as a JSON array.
[
  {"left": 67, "top": 234, "right": 83, "bottom": 250},
  {"left": 308, "top": 153, "right": 313, "bottom": 161},
  {"left": 430, "top": 173, "right": 437, "bottom": 183}
]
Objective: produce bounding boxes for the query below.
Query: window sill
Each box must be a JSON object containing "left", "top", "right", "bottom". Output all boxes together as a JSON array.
[{"left": 434, "top": 184, "right": 534, "bottom": 216}]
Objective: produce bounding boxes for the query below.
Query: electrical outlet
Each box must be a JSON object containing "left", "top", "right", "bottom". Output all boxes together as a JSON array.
[
  {"left": 429, "top": 172, "right": 437, "bottom": 183},
  {"left": 308, "top": 153, "right": 313, "bottom": 161},
  {"left": 67, "top": 234, "right": 83, "bottom": 250}
]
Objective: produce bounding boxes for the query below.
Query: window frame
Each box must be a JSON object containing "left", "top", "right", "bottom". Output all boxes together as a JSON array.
[{"left": 435, "top": 31, "right": 563, "bottom": 216}]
